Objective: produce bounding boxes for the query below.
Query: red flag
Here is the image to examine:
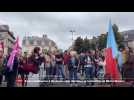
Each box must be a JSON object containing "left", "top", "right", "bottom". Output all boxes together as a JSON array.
[{"left": 104, "top": 48, "right": 121, "bottom": 80}]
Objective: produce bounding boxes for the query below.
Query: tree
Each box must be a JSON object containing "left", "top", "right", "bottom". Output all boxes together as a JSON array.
[
  {"left": 92, "top": 36, "right": 97, "bottom": 49},
  {"left": 97, "top": 34, "right": 107, "bottom": 50},
  {"left": 73, "top": 23, "right": 124, "bottom": 53},
  {"left": 112, "top": 24, "right": 124, "bottom": 48},
  {"left": 73, "top": 37, "right": 84, "bottom": 54},
  {"left": 83, "top": 37, "right": 90, "bottom": 52},
  {"left": 96, "top": 24, "right": 124, "bottom": 50}
]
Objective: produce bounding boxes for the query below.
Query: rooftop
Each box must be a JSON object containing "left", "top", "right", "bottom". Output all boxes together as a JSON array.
[
  {"left": 22, "top": 34, "right": 57, "bottom": 47},
  {"left": 0, "top": 25, "right": 15, "bottom": 40},
  {"left": 122, "top": 30, "right": 134, "bottom": 41}
]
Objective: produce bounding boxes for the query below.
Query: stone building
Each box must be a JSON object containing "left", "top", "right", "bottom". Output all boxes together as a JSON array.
[
  {"left": 22, "top": 34, "right": 57, "bottom": 55},
  {"left": 122, "top": 30, "right": 134, "bottom": 50},
  {"left": 0, "top": 25, "right": 16, "bottom": 56}
]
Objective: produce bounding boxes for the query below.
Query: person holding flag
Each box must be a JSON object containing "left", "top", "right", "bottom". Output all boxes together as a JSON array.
[
  {"left": 104, "top": 20, "right": 121, "bottom": 81},
  {"left": 5, "top": 37, "right": 19, "bottom": 87}
]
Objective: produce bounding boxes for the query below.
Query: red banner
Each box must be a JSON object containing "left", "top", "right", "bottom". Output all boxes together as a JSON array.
[{"left": 104, "top": 48, "right": 121, "bottom": 80}]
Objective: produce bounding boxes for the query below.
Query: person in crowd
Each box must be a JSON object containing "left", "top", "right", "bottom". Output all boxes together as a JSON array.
[
  {"left": 22, "top": 47, "right": 42, "bottom": 86},
  {"left": 17, "top": 54, "right": 26, "bottom": 87},
  {"left": 97, "top": 56, "right": 105, "bottom": 80},
  {"left": 79, "top": 52, "right": 86, "bottom": 78},
  {"left": 22, "top": 52, "right": 29, "bottom": 86},
  {"left": 50, "top": 52, "right": 56, "bottom": 80},
  {"left": 122, "top": 48, "right": 134, "bottom": 86},
  {"left": 5, "top": 51, "right": 19, "bottom": 87},
  {"left": 68, "top": 51, "right": 79, "bottom": 86},
  {"left": 63, "top": 50, "right": 70, "bottom": 80},
  {"left": 29, "top": 47, "right": 42, "bottom": 74},
  {"left": 55, "top": 51, "right": 65, "bottom": 80},
  {"left": 94, "top": 49, "right": 100, "bottom": 78},
  {"left": 44, "top": 52, "right": 51, "bottom": 80},
  {"left": 84, "top": 51, "right": 95, "bottom": 85},
  {"left": 39, "top": 53, "right": 45, "bottom": 80}
]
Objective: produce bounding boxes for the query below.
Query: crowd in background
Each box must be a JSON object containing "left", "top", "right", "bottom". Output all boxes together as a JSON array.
[{"left": 0, "top": 44, "right": 134, "bottom": 87}]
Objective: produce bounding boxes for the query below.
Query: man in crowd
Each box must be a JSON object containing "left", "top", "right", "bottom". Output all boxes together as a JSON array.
[
  {"left": 5, "top": 52, "right": 19, "bottom": 87},
  {"left": 55, "top": 50, "right": 65, "bottom": 80},
  {"left": 63, "top": 50, "right": 70, "bottom": 80},
  {"left": 79, "top": 52, "right": 86, "bottom": 78},
  {"left": 84, "top": 51, "right": 94, "bottom": 85}
]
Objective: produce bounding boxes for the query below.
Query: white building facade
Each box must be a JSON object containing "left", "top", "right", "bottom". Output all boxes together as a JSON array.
[
  {"left": 22, "top": 34, "right": 57, "bottom": 55},
  {"left": 0, "top": 25, "right": 15, "bottom": 56}
]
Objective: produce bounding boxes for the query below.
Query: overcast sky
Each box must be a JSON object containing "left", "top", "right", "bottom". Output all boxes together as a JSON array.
[{"left": 0, "top": 12, "right": 134, "bottom": 50}]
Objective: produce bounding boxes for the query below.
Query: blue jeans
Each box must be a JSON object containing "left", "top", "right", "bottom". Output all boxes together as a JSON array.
[
  {"left": 56, "top": 64, "right": 65, "bottom": 79},
  {"left": 46, "top": 67, "right": 51, "bottom": 80},
  {"left": 69, "top": 68, "right": 77, "bottom": 80},
  {"left": 85, "top": 67, "right": 94, "bottom": 80}
]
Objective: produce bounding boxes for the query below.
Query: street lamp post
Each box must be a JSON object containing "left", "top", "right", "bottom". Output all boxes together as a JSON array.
[
  {"left": 70, "top": 30, "right": 75, "bottom": 41},
  {"left": 70, "top": 30, "right": 75, "bottom": 45}
]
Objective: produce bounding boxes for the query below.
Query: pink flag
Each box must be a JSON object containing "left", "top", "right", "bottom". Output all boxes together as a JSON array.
[
  {"left": 0, "top": 41, "right": 4, "bottom": 51},
  {"left": 7, "top": 36, "right": 19, "bottom": 71}
]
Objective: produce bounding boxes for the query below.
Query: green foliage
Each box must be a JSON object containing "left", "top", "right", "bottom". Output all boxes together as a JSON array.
[
  {"left": 112, "top": 24, "right": 124, "bottom": 48},
  {"left": 73, "top": 37, "right": 84, "bottom": 54},
  {"left": 97, "top": 34, "right": 107, "bottom": 50},
  {"left": 73, "top": 24, "right": 124, "bottom": 52}
]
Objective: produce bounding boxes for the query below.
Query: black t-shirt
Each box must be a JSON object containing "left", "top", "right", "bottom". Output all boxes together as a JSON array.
[
  {"left": 79, "top": 55, "right": 86, "bottom": 65},
  {"left": 55, "top": 54, "right": 63, "bottom": 64}
]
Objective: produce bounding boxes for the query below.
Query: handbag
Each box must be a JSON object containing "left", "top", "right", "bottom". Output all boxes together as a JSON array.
[{"left": 23, "top": 63, "right": 38, "bottom": 74}]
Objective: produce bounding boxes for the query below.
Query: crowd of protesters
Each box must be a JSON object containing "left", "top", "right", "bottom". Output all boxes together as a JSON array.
[{"left": 0, "top": 41, "right": 134, "bottom": 87}]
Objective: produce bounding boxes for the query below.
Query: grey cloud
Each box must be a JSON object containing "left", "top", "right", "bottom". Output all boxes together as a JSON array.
[{"left": 0, "top": 12, "right": 134, "bottom": 50}]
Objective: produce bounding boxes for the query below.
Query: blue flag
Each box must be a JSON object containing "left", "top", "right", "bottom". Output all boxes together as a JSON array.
[{"left": 107, "top": 20, "right": 118, "bottom": 58}]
